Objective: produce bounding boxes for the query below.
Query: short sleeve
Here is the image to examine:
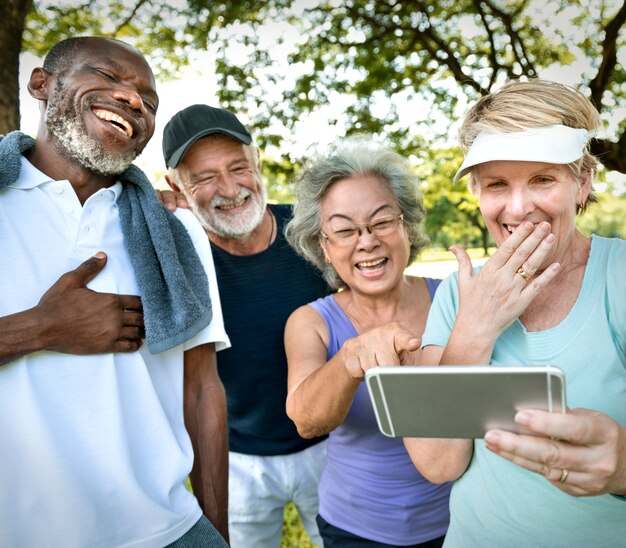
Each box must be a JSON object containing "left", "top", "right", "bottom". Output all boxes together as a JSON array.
[
  {"left": 173, "top": 208, "right": 231, "bottom": 352},
  {"left": 421, "top": 271, "right": 461, "bottom": 349}
]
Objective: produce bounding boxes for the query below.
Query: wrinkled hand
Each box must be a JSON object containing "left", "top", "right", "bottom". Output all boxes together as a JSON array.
[
  {"left": 36, "top": 252, "right": 145, "bottom": 354},
  {"left": 452, "top": 221, "right": 561, "bottom": 339},
  {"left": 342, "top": 322, "right": 420, "bottom": 380},
  {"left": 485, "top": 408, "right": 626, "bottom": 497},
  {"left": 156, "top": 189, "right": 189, "bottom": 212}
]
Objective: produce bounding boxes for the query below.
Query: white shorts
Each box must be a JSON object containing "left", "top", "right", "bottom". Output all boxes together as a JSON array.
[{"left": 228, "top": 441, "right": 327, "bottom": 548}]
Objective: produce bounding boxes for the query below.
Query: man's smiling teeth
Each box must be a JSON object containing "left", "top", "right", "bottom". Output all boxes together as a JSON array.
[
  {"left": 93, "top": 109, "right": 133, "bottom": 138},
  {"left": 357, "top": 257, "right": 386, "bottom": 268},
  {"left": 217, "top": 197, "right": 246, "bottom": 210}
]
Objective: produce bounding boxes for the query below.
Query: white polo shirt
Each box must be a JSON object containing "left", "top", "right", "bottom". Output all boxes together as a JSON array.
[{"left": 0, "top": 156, "right": 230, "bottom": 547}]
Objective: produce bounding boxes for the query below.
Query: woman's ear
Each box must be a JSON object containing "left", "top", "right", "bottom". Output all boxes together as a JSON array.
[
  {"left": 577, "top": 171, "right": 592, "bottom": 207},
  {"left": 319, "top": 236, "right": 331, "bottom": 263}
]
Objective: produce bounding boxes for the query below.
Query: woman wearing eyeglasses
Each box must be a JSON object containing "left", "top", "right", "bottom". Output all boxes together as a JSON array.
[{"left": 284, "top": 137, "right": 451, "bottom": 548}]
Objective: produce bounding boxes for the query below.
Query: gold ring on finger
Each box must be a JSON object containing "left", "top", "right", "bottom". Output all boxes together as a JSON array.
[
  {"left": 558, "top": 469, "right": 569, "bottom": 483},
  {"left": 516, "top": 267, "right": 530, "bottom": 282}
]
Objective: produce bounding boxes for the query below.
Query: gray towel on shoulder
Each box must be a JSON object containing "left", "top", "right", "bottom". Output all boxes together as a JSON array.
[{"left": 0, "top": 131, "right": 212, "bottom": 354}]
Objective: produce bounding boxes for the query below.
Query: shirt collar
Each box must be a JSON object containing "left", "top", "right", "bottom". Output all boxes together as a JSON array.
[
  {"left": 14, "top": 154, "right": 123, "bottom": 199},
  {"left": 14, "top": 154, "right": 54, "bottom": 189}
]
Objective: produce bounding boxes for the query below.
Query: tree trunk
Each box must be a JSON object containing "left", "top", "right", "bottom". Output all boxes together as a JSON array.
[
  {"left": 481, "top": 226, "right": 490, "bottom": 257},
  {"left": 0, "top": 0, "right": 33, "bottom": 134}
]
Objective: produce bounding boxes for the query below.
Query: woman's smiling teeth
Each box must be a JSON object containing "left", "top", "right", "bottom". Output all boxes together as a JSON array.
[
  {"left": 93, "top": 108, "right": 133, "bottom": 137},
  {"left": 504, "top": 223, "right": 540, "bottom": 235},
  {"left": 356, "top": 257, "right": 387, "bottom": 271}
]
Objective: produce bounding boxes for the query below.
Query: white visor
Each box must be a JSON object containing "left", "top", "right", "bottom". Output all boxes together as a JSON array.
[{"left": 454, "top": 124, "right": 589, "bottom": 183}]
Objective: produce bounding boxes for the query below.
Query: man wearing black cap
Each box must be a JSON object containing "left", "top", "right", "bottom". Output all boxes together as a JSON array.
[{"left": 162, "top": 105, "right": 331, "bottom": 547}]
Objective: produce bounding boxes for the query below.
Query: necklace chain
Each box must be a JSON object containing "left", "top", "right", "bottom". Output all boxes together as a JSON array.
[{"left": 266, "top": 208, "right": 275, "bottom": 249}]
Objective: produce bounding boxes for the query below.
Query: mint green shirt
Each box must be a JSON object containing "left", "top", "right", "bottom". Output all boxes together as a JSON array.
[{"left": 422, "top": 235, "right": 626, "bottom": 547}]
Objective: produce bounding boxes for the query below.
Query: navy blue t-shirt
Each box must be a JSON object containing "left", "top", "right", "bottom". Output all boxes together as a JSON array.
[{"left": 211, "top": 203, "right": 331, "bottom": 455}]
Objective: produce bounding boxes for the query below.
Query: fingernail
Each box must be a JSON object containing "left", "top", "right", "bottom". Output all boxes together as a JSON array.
[
  {"left": 515, "top": 411, "right": 531, "bottom": 425},
  {"left": 94, "top": 252, "right": 106, "bottom": 259},
  {"left": 484, "top": 431, "right": 499, "bottom": 444}
]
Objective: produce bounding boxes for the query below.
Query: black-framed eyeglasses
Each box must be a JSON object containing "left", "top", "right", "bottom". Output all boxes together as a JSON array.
[{"left": 320, "top": 213, "right": 404, "bottom": 247}]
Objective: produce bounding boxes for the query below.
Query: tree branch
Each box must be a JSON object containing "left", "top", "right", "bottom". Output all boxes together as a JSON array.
[
  {"left": 411, "top": 0, "right": 488, "bottom": 94},
  {"left": 589, "top": 0, "right": 626, "bottom": 109},
  {"left": 472, "top": 0, "right": 502, "bottom": 89},
  {"left": 482, "top": 0, "right": 536, "bottom": 78},
  {"left": 113, "top": 0, "right": 151, "bottom": 36},
  {"left": 590, "top": 135, "right": 626, "bottom": 173}
]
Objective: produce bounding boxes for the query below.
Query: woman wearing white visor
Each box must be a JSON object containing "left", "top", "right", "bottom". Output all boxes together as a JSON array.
[{"left": 406, "top": 79, "right": 626, "bottom": 546}]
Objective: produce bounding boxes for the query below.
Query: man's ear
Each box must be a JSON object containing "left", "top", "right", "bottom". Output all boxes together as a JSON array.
[
  {"left": 27, "top": 68, "right": 52, "bottom": 101},
  {"left": 164, "top": 174, "right": 182, "bottom": 193}
]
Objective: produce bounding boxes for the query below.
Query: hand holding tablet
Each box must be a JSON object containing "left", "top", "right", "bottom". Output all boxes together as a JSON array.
[{"left": 365, "top": 365, "right": 566, "bottom": 438}]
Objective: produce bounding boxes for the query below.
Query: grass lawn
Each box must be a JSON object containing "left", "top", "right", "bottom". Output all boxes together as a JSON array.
[
  {"left": 281, "top": 503, "right": 316, "bottom": 547},
  {"left": 407, "top": 247, "right": 495, "bottom": 279},
  {"left": 419, "top": 246, "right": 495, "bottom": 262}
]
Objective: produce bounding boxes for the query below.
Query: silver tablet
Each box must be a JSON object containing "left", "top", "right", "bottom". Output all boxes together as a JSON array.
[{"left": 365, "top": 365, "right": 566, "bottom": 438}]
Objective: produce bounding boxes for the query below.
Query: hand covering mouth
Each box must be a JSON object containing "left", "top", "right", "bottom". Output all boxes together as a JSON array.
[{"left": 93, "top": 108, "right": 134, "bottom": 138}]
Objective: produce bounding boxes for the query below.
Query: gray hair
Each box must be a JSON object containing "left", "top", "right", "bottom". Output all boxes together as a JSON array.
[
  {"left": 285, "top": 136, "right": 429, "bottom": 289},
  {"left": 167, "top": 138, "right": 261, "bottom": 189}
]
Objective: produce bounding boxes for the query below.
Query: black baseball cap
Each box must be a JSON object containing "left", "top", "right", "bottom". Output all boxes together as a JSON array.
[{"left": 162, "top": 104, "right": 252, "bottom": 168}]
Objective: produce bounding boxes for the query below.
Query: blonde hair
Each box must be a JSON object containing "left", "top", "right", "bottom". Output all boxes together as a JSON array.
[{"left": 459, "top": 79, "right": 602, "bottom": 212}]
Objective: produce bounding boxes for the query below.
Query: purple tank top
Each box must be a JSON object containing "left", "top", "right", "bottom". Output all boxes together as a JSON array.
[{"left": 309, "top": 278, "right": 451, "bottom": 544}]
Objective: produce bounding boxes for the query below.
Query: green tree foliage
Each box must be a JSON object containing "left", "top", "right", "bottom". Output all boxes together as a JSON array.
[
  {"left": 2, "top": 0, "right": 625, "bottom": 231},
  {"left": 577, "top": 185, "right": 626, "bottom": 239},
  {"left": 6, "top": 0, "right": 624, "bottom": 171},
  {"left": 261, "top": 154, "right": 301, "bottom": 203},
  {"left": 202, "top": 0, "right": 626, "bottom": 173},
  {"left": 418, "top": 147, "right": 491, "bottom": 254}
]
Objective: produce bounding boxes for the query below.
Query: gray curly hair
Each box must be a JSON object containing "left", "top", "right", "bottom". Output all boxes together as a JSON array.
[{"left": 285, "top": 136, "right": 429, "bottom": 289}]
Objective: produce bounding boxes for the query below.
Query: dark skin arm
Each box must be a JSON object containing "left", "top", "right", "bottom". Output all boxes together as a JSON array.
[
  {"left": 184, "top": 343, "right": 229, "bottom": 542},
  {"left": 0, "top": 252, "right": 144, "bottom": 366}
]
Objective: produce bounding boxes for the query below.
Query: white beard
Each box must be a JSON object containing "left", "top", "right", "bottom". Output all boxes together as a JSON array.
[{"left": 190, "top": 185, "right": 268, "bottom": 243}]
